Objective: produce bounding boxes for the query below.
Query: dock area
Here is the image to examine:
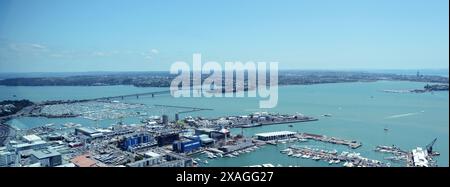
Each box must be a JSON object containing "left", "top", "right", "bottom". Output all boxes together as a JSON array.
[
  {"left": 375, "top": 144, "right": 439, "bottom": 167},
  {"left": 224, "top": 112, "right": 317, "bottom": 129},
  {"left": 285, "top": 146, "right": 388, "bottom": 167},
  {"left": 297, "top": 133, "right": 362, "bottom": 149}
]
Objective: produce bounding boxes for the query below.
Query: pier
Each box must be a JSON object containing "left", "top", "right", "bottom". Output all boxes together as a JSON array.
[
  {"left": 285, "top": 146, "right": 388, "bottom": 167},
  {"left": 297, "top": 133, "right": 362, "bottom": 149},
  {"left": 375, "top": 144, "right": 439, "bottom": 167}
]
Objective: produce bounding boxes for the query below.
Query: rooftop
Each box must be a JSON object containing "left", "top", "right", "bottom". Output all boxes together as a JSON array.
[
  {"left": 71, "top": 154, "right": 98, "bottom": 167},
  {"left": 144, "top": 151, "right": 162, "bottom": 158},
  {"left": 76, "top": 127, "right": 98, "bottom": 134},
  {"left": 13, "top": 140, "right": 47, "bottom": 148},
  {"left": 255, "top": 131, "right": 296, "bottom": 137},
  {"left": 30, "top": 149, "right": 61, "bottom": 159},
  {"left": 22, "top": 134, "right": 42, "bottom": 142}
]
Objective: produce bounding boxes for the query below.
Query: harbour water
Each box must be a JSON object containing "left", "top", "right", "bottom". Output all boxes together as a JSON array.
[{"left": 1, "top": 81, "right": 448, "bottom": 167}]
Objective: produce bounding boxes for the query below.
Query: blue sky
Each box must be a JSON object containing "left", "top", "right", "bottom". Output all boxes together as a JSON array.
[{"left": 0, "top": 0, "right": 448, "bottom": 72}]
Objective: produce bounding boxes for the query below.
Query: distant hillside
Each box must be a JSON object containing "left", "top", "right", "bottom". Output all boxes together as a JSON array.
[{"left": 0, "top": 71, "right": 448, "bottom": 87}]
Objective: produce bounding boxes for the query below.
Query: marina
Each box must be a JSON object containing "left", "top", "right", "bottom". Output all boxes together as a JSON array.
[
  {"left": 1, "top": 81, "right": 448, "bottom": 167},
  {"left": 283, "top": 146, "right": 389, "bottom": 167}
]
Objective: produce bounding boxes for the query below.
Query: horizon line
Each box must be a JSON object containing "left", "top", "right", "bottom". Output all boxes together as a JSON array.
[{"left": 0, "top": 68, "right": 449, "bottom": 74}]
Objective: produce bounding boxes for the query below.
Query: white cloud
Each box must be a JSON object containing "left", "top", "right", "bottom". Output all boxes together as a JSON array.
[
  {"left": 138, "top": 49, "right": 159, "bottom": 61},
  {"left": 2, "top": 42, "right": 158, "bottom": 61},
  {"left": 49, "top": 54, "right": 65, "bottom": 58},
  {"left": 92, "top": 51, "right": 107, "bottom": 57},
  {"left": 151, "top": 49, "right": 159, "bottom": 54},
  {"left": 9, "top": 43, "right": 48, "bottom": 52},
  {"left": 30, "top": 44, "right": 47, "bottom": 50}
]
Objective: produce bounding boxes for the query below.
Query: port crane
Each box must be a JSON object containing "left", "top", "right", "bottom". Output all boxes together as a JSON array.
[{"left": 426, "top": 138, "right": 439, "bottom": 155}]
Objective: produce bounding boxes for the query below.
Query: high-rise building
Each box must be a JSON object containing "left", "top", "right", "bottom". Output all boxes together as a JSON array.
[{"left": 162, "top": 115, "right": 169, "bottom": 125}]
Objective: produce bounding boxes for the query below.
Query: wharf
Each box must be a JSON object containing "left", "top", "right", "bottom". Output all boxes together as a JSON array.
[
  {"left": 259, "top": 118, "right": 318, "bottom": 126},
  {"left": 297, "top": 133, "right": 362, "bottom": 149},
  {"left": 287, "top": 146, "right": 387, "bottom": 167}
]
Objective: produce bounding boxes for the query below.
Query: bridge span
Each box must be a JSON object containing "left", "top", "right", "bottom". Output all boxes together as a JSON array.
[{"left": 93, "top": 90, "right": 171, "bottom": 101}]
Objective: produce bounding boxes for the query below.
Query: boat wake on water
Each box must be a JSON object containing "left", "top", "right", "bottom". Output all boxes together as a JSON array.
[{"left": 384, "top": 111, "right": 424, "bottom": 119}]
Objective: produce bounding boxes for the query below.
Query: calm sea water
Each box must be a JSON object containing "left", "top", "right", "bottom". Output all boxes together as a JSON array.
[{"left": 1, "top": 81, "right": 448, "bottom": 167}]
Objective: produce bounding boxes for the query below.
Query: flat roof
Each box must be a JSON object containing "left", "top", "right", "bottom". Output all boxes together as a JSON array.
[
  {"left": 31, "top": 149, "right": 61, "bottom": 159},
  {"left": 56, "top": 163, "right": 76, "bottom": 167},
  {"left": 144, "top": 151, "right": 162, "bottom": 158},
  {"left": 13, "top": 140, "right": 47, "bottom": 148},
  {"left": 22, "top": 134, "right": 42, "bottom": 142},
  {"left": 255, "top": 131, "right": 296, "bottom": 137},
  {"left": 76, "top": 127, "right": 98, "bottom": 134}
]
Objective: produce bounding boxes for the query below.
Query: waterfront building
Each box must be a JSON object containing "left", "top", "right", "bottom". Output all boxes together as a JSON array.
[
  {"left": 22, "top": 134, "right": 42, "bottom": 143},
  {"left": 156, "top": 133, "right": 180, "bottom": 147},
  {"left": 127, "top": 151, "right": 163, "bottom": 167},
  {"left": 172, "top": 138, "right": 201, "bottom": 153},
  {"left": 12, "top": 140, "right": 47, "bottom": 152},
  {"left": 211, "top": 128, "right": 230, "bottom": 140},
  {"left": 119, "top": 133, "right": 152, "bottom": 151},
  {"left": 30, "top": 149, "right": 62, "bottom": 167},
  {"left": 75, "top": 127, "right": 103, "bottom": 139},
  {"left": 412, "top": 147, "right": 429, "bottom": 167},
  {"left": 195, "top": 128, "right": 230, "bottom": 140},
  {"left": 198, "top": 134, "right": 214, "bottom": 146}
]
